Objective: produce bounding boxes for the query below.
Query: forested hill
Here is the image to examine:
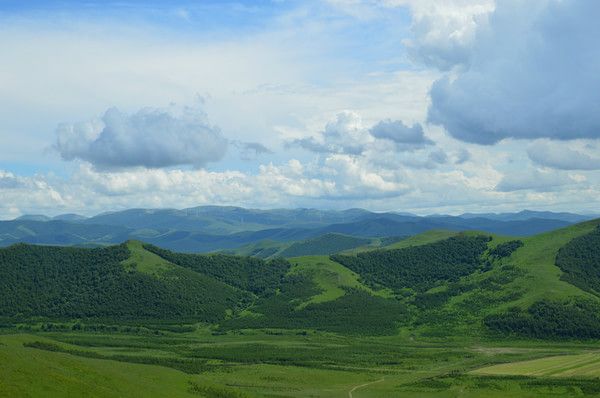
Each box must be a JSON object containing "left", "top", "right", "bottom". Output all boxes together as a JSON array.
[
  {"left": 0, "top": 241, "right": 288, "bottom": 322},
  {"left": 3, "top": 219, "right": 600, "bottom": 339}
]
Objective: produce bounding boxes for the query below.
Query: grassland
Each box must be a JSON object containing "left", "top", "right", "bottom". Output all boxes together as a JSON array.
[
  {"left": 4, "top": 329, "right": 600, "bottom": 397},
  {"left": 472, "top": 351, "right": 600, "bottom": 378}
]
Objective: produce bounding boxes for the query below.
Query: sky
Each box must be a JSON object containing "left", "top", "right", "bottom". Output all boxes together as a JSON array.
[{"left": 1, "top": 0, "right": 599, "bottom": 218}]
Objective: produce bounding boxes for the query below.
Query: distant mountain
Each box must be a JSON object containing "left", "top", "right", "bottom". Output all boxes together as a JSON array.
[
  {"left": 457, "top": 210, "right": 593, "bottom": 223},
  {"left": 52, "top": 213, "right": 88, "bottom": 222},
  {"left": 16, "top": 214, "right": 51, "bottom": 222},
  {"left": 0, "top": 206, "right": 588, "bottom": 253},
  {"left": 80, "top": 206, "right": 375, "bottom": 235}
]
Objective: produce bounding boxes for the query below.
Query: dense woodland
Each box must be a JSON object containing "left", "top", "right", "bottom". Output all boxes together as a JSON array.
[
  {"left": 488, "top": 240, "right": 523, "bottom": 259},
  {"left": 332, "top": 235, "right": 491, "bottom": 292},
  {"left": 485, "top": 299, "right": 600, "bottom": 338},
  {"left": 0, "top": 243, "right": 247, "bottom": 321},
  {"left": 144, "top": 244, "right": 289, "bottom": 296},
  {"left": 556, "top": 226, "right": 600, "bottom": 295}
]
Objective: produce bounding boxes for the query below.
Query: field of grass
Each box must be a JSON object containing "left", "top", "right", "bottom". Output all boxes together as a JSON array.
[
  {"left": 0, "top": 334, "right": 199, "bottom": 398},
  {"left": 4, "top": 329, "right": 600, "bottom": 397},
  {"left": 472, "top": 352, "right": 600, "bottom": 378}
]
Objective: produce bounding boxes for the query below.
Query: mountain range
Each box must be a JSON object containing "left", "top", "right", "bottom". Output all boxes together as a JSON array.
[{"left": 1, "top": 206, "right": 594, "bottom": 253}]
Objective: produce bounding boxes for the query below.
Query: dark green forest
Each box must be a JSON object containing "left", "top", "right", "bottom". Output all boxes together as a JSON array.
[
  {"left": 0, "top": 243, "right": 247, "bottom": 322},
  {"left": 332, "top": 235, "right": 491, "bottom": 292},
  {"left": 556, "top": 225, "right": 600, "bottom": 295},
  {"left": 484, "top": 299, "right": 600, "bottom": 339}
]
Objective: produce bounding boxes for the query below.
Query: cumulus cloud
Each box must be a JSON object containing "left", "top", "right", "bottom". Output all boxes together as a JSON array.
[
  {"left": 55, "top": 106, "right": 228, "bottom": 169},
  {"left": 428, "top": 0, "right": 600, "bottom": 144},
  {"left": 527, "top": 140, "right": 600, "bottom": 170},
  {"left": 396, "top": 0, "right": 495, "bottom": 70},
  {"left": 369, "top": 119, "right": 432, "bottom": 149},
  {"left": 292, "top": 111, "right": 436, "bottom": 156},
  {"left": 292, "top": 111, "right": 373, "bottom": 155},
  {"left": 496, "top": 169, "right": 581, "bottom": 192}
]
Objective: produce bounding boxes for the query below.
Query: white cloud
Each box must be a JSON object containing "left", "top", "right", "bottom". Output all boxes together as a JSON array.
[
  {"left": 292, "top": 111, "right": 374, "bottom": 155},
  {"left": 55, "top": 105, "right": 227, "bottom": 169},
  {"left": 394, "top": 0, "right": 495, "bottom": 69},
  {"left": 329, "top": 0, "right": 495, "bottom": 69},
  {"left": 292, "top": 111, "right": 435, "bottom": 156}
]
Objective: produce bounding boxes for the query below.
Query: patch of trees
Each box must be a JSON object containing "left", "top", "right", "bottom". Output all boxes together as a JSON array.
[
  {"left": 488, "top": 240, "right": 523, "bottom": 259},
  {"left": 331, "top": 235, "right": 491, "bottom": 292},
  {"left": 221, "top": 274, "right": 407, "bottom": 335},
  {"left": 555, "top": 226, "right": 600, "bottom": 295},
  {"left": 0, "top": 243, "right": 246, "bottom": 322},
  {"left": 143, "top": 244, "right": 290, "bottom": 296},
  {"left": 484, "top": 299, "right": 600, "bottom": 339}
]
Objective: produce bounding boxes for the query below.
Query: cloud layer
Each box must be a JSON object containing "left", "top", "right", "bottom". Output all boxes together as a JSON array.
[
  {"left": 55, "top": 106, "right": 228, "bottom": 169},
  {"left": 428, "top": 0, "right": 600, "bottom": 144}
]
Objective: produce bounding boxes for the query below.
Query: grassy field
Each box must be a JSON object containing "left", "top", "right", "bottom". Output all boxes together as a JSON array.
[
  {"left": 4, "top": 329, "right": 600, "bottom": 397},
  {"left": 472, "top": 352, "right": 600, "bottom": 378}
]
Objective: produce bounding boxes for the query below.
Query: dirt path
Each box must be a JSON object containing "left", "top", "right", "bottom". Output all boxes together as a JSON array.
[{"left": 348, "top": 377, "right": 384, "bottom": 398}]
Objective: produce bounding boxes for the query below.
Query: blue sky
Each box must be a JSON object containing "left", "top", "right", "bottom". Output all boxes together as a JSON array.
[{"left": 1, "top": 0, "right": 599, "bottom": 218}]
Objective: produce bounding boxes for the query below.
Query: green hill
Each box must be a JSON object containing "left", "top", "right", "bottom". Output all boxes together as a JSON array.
[
  {"left": 0, "top": 241, "right": 258, "bottom": 322},
  {"left": 3, "top": 220, "right": 600, "bottom": 338}
]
